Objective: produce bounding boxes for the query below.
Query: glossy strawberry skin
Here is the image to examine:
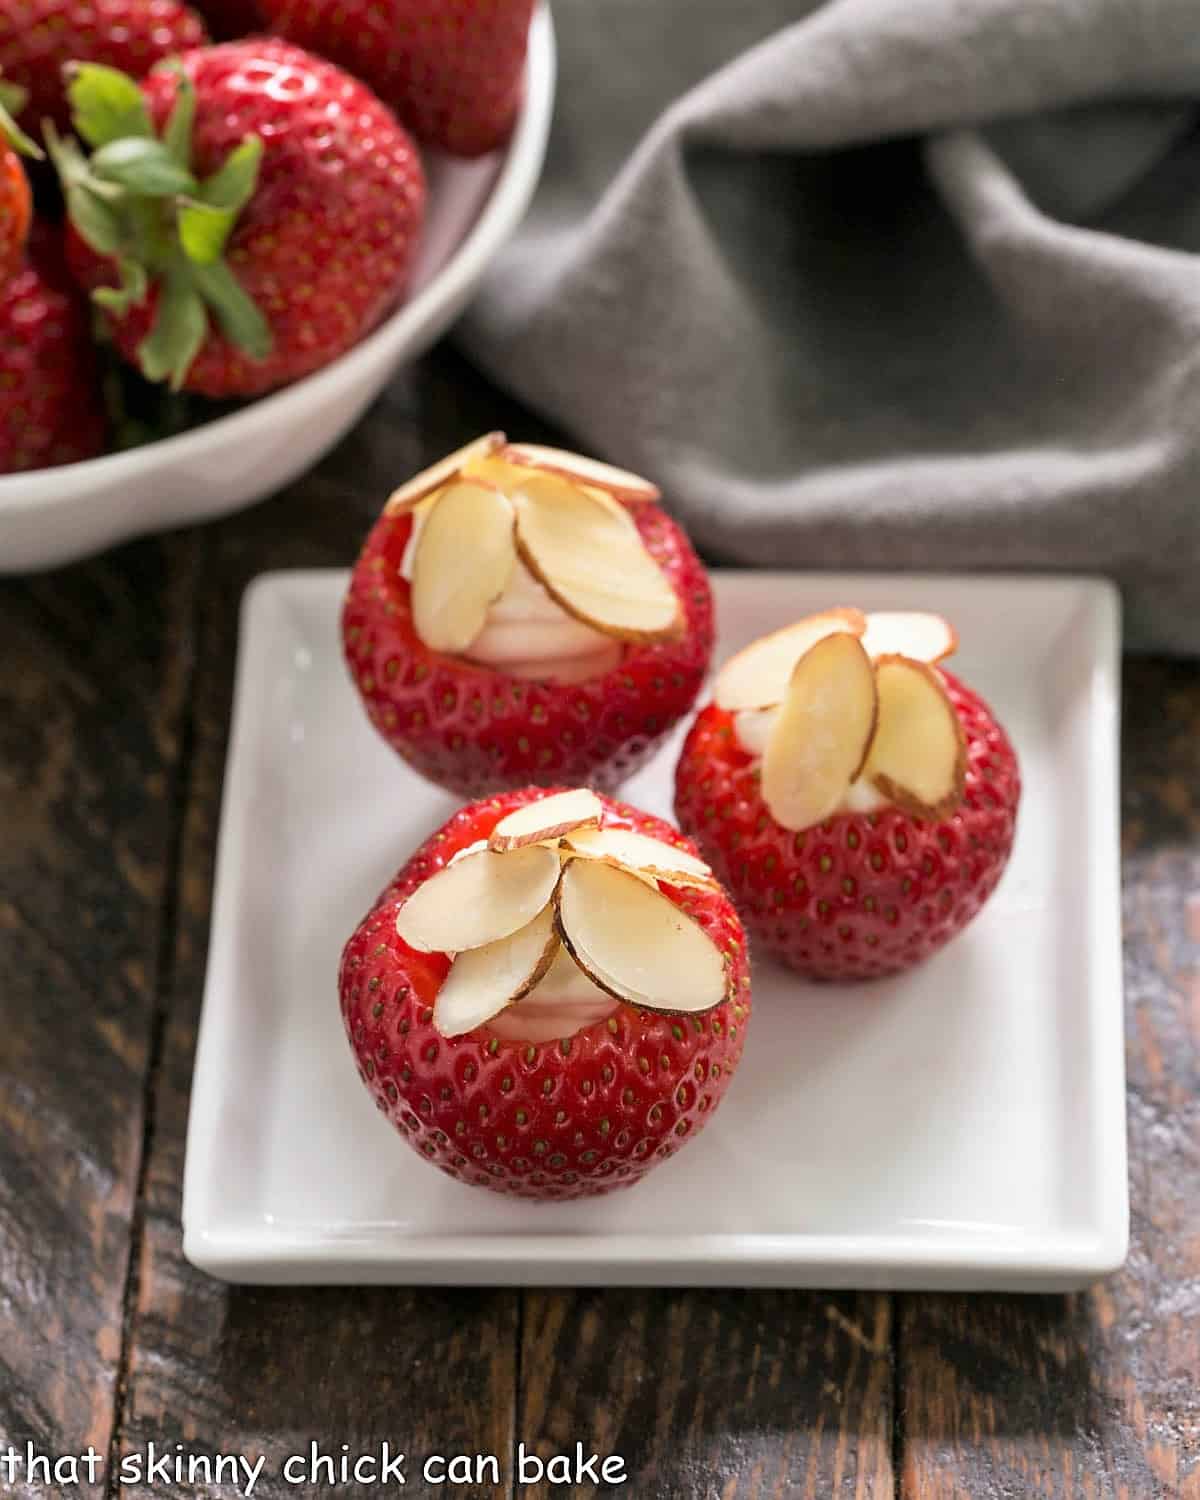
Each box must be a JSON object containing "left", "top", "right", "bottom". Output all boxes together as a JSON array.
[
  {"left": 674, "top": 672, "right": 1020, "bottom": 981},
  {"left": 0, "top": 0, "right": 208, "bottom": 134},
  {"left": 339, "top": 788, "right": 752, "bottom": 1201},
  {"left": 342, "top": 500, "right": 715, "bottom": 799},
  {"left": 0, "top": 227, "right": 105, "bottom": 473},
  {"left": 66, "top": 39, "right": 426, "bottom": 397},
  {"left": 258, "top": 0, "right": 534, "bottom": 156},
  {"left": 0, "top": 144, "right": 30, "bottom": 284}
]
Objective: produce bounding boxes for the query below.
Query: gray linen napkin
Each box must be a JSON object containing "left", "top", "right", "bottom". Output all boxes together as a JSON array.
[{"left": 461, "top": 0, "right": 1200, "bottom": 652}]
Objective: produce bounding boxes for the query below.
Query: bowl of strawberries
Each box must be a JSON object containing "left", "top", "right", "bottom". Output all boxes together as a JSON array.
[{"left": 0, "top": 0, "right": 555, "bottom": 572}]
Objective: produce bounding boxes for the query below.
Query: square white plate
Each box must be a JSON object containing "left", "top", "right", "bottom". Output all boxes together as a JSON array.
[{"left": 183, "top": 570, "right": 1127, "bottom": 1291}]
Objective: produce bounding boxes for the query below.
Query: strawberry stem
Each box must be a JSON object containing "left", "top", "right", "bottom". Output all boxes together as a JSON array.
[{"left": 48, "top": 60, "right": 273, "bottom": 387}]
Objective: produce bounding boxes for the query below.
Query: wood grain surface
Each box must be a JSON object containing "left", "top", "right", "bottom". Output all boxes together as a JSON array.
[
  {"left": 1, "top": 346, "right": 1197, "bottom": 1500},
  {"left": 898, "top": 659, "right": 1200, "bottom": 1500},
  {"left": 0, "top": 538, "right": 199, "bottom": 1497},
  {"left": 518, "top": 1289, "right": 893, "bottom": 1498},
  {"left": 111, "top": 355, "right": 535, "bottom": 1500}
]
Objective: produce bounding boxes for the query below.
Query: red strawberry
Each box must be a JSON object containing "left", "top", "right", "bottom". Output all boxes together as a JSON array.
[
  {"left": 0, "top": 223, "right": 106, "bottom": 472},
  {"left": 52, "top": 41, "right": 425, "bottom": 396},
  {"left": 0, "top": 84, "right": 38, "bottom": 284},
  {"left": 675, "top": 668, "right": 1020, "bottom": 981},
  {"left": 257, "top": 0, "right": 534, "bottom": 156},
  {"left": 342, "top": 445, "right": 715, "bottom": 799},
  {"left": 339, "top": 786, "right": 752, "bottom": 1201},
  {"left": 0, "top": 0, "right": 208, "bottom": 135},
  {"left": 0, "top": 141, "right": 29, "bottom": 283}
]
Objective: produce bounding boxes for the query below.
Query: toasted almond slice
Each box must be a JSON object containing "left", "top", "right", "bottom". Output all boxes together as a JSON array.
[
  {"left": 433, "top": 903, "right": 559, "bottom": 1037},
  {"left": 714, "top": 608, "right": 867, "bottom": 712},
  {"left": 861, "top": 611, "right": 958, "bottom": 665},
  {"left": 383, "top": 432, "right": 506, "bottom": 514},
  {"left": 396, "top": 844, "right": 561, "bottom": 954},
  {"left": 577, "top": 483, "right": 642, "bottom": 535},
  {"left": 458, "top": 452, "right": 522, "bottom": 488},
  {"left": 561, "top": 825, "right": 717, "bottom": 888},
  {"left": 446, "top": 838, "right": 489, "bottom": 866},
  {"left": 502, "top": 443, "right": 660, "bottom": 502},
  {"left": 411, "top": 480, "right": 517, "bottom": 653},
  {"left": 761, "top": 632, "right": 879, "bottom": 832},
  {"left": 864, "top": 655, "right": 966, "bottom": 820},
  {"left": 555, "top": 858, "right": 729, "bottom": 1014},
  {"left": 489, "top": 788, "right": 604, "bottom": 852},
  {"left": 513, "top": 476, "right": 681, "bottom": 642}
]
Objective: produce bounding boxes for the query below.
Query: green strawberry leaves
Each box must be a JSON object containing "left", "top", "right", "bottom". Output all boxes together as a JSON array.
[
  {"left": 192, "top": 260, "right": 271, "bottom": 359},
  {"left": 137, "top": 255, "right": 208, "bottom": 387},
  {"left": 66, "top": 63, "right": 153, "bottom": 148},
  {"left": 91, "top": 137, "right": 198, "bottom": 195},
  {"left": 194, "top": 135, "right": 262, "bottom": 211},
  {"left": 93, "top": 258, "right": 149, "bottom": 317},
  {"left": 161, "top": 66, "right": 195, "bottom": 169},
  {"left": 49, "top": 60, "right": 274, "bottom": 389},
  {"left": 178, "top": 137, "right": 263, "bottom": 264},
  {"left": 0, "top": 81, "right": 42, "bottom": 158}
]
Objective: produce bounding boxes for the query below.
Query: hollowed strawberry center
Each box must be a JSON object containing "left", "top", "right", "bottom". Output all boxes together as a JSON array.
[{"left": 484, "top": 946, "right": 619, "bottom": 1043}]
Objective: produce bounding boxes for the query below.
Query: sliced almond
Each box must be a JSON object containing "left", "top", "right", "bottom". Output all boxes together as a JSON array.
[
  {"left": 489, "top": 788, "right": 604, "bottom": 852},
  {"left": 577, "top": 484, "right": 642, "bottom": 536},
  {"left": 863, "top": 655, "right": 966, "bottom": 820},
  {"left": 861, "top": 611, "right": 958, "bottom": 665},
  {"left": 457, "top": 452, "right": 522, "bottom": 488},
  {"left": 561, "top": 825, "right": 717, "bottom": 889},
  {"left": 714, "top": 608, "right": 867, "bottom": 712},
  {"left": 433, "top": 903, "right": 559, "bottom": 1038},
  {"left": 555, "top": 858, "right": 729, "bottom": 1015},
  {"left": 410, "top": 480, "right": 517, "bottom": 653},
  {"left": 446, "top": 838, "right": 489, "bottom": 866},
  {"left": 383, "top": 432, "right": 505, "bottom": 514},
  {"left": 513, "top": 475, "right": 681, "bottom": 642},
  {"left": 761, "top": 632, "right": 879, "bottom": 832},
  {"left": 502, "top": 443, "right": 660, "bottom": 502},
  {"left": 395, "top": 844, "right": 560, "bottom": 954}
]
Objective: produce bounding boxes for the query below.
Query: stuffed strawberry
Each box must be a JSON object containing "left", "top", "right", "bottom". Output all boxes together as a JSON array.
[
  {"left": 675, "top": 609, "right": 1020, "bottom": 980},
  {"left": 0, "top": 0, "right": 208, "bottom": 135},
  {"left": 257, "top": 0, "right": 534, "bottom": 156},
  {"left": 343, "top": 435, "right": 715, "bottom": 798},
  {"left": 1, "top": 223, "right": 106, "bottom": 472},
  {"left": 339, "top": 786, "right": 751, "bottom": 1200},
  {"left": 0, "top": 84, "right": 38, "bottom": 285},
  {"left": 49, "top": 41, "right": 425, "bottom": 396}
]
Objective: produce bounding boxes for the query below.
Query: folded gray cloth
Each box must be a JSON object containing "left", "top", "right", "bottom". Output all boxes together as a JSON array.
[{"left": 461, "top": 0, "right": 1200, "bottom": 652}]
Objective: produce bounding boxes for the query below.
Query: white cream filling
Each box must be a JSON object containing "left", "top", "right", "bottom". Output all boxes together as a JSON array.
[
  {"left": 484, "top": 945, "right": 619, "bottom": 1043},
  {"left": 733, "top": 707, "right": 890, "bottom": 817},
  {"left": 401, "top": 507, "right": 621, "bottom": 681}
]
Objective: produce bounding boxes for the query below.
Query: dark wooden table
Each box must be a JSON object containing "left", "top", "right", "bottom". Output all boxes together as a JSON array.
[{"left": 2, "top": 344, "right": 1197, "bottom": 1500}]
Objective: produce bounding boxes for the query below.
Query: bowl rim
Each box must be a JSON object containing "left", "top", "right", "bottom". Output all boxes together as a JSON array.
[{"left": 0, "top": 3, "right": 556, "bottom": 514}]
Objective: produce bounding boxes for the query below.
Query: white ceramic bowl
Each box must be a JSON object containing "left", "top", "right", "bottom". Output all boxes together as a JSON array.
[{"left": 0, "top": 5, "right": 555, "bottom": 573}]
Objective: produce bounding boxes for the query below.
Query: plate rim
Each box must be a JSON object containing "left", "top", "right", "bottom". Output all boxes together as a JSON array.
[{"left": 182, "top": 567, "right": 1127, "bottom": 1290}]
